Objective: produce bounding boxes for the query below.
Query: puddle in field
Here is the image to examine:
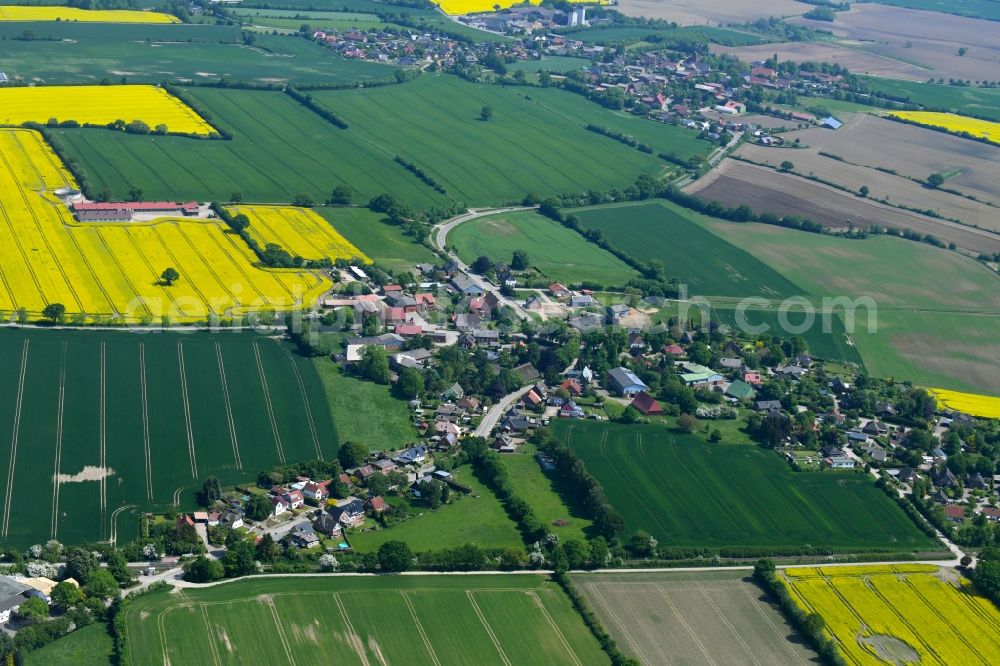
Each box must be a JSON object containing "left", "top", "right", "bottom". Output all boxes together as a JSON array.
[{"left": 858, "top": 633, "right": 920, "bottom": 665}]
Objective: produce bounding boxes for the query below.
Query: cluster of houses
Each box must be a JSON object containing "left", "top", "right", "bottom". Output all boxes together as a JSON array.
[
  {"left": 460, "top": 4, "right": 597, "bottom": 35},
  {"left": 0, "top": 576, "right": 77, "bottom": 624}
]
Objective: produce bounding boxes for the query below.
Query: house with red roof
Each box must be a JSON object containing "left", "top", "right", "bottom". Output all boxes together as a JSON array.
[
  {"left": 560, "top": 379, "right": 583, "bottom": 396},
  {"left": 630, "top": 391, "right": 663, "bottom": 415},
  {"left": 367, "top": 496, "right": 387, "bottom": 514}
]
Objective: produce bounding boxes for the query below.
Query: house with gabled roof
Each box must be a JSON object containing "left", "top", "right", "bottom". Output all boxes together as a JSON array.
[
  {"left": 607, "top": 367, "right": 647, "bottom": 397},
  {"left": 630, "top": 391, "right": 662, "bottom": 415}
]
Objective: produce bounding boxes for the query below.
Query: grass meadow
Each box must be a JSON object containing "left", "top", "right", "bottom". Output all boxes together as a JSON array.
[
  {"left": 555, "top": 420, "right": 940, "bottom": 553},
  {"left": 449, "top": 210, "right": 640, "bottom": 287},
  {"left": 573, "top": 570, "right": 817, "bottom": 664},
  {"left": 24, "top": 623, "right": 114, "bottom": 666},
  {"left": 503, "top": 449, "right": 594, "bottom": 543},
  {"left": 0, "top": 328, "right": 338, "bottom": 549},
  {"left": 124, "top": 575, "right": 605, "bottom": 665},
  {"left": 317, "top": 207, "right": 437, "bottom": 273}
]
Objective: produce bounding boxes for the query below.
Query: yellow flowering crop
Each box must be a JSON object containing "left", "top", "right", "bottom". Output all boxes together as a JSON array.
[
  {"left": 0, "top": 128, "right": 331, "bottom": 322},
  {"left": 891, "top": 111, "right": 1000, "bottom": 142},
  {"left": 228, "top": 205, "right": 370, "bottom": 264},
  {"left": 931, "top": 388, "right": 1000, "bottom": 419},
  {"left": 0, "top": 85, "right": 214, "bottom": 136},
  {"left": 436, "top": 0, "right": 605, "bottom": 16},
  {"left": 783, "top": 565, "right": 1000, "bottom": 664},
  {"left": 0, "top": 6, "right": 179, "bottom": 23}
]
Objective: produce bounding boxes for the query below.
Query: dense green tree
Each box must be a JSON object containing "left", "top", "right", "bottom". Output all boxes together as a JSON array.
[
  {"left": 106, "top": 549, "right": 133, "bottom": 585},
  {"left": 395, "top": 366, "right": 423, "bottom": 400},
  {"left": 222, "top": 540, "right": 257, "bottom": 578},
  {"left": 359, "top": 345, "right": 391, "bottom": 384},
  {"left": 329, "top": 184, "right": 353, "bottom": 205},
  {"left": 201, "top": 476, "right": 223, "bottom": 506},
  {"left": 510, "top": 249, "right": 529, "bottom": 270},
  {"left": 42, "top": 303, "right": 66, "bottom": 323},
  {"left": 378, "top": 540, "right": 413, "bottom": 573},
  {"left": 16, "top": 596, "right": 48, "bottom": 624},
  {"left": 64, "top": 547, "right": 99, "bottom": 584},
  {"left": 470, "top": 255, "right": 491, "bottom": 274},
  {"left": 338, "top": 440, "right": 369, "bottom": 469},
  {"left": 927, "top": 172, "right": 945, "bottom": 188},
  {"left": 256, "top": 534, "right": 280, "bottom": 563},
  {"left": 480, "top": 105, "right": 493, "bottom": 121},
  {"left": 84, "top": 569, "right": 119, "bottom": 599},
  {"left": 245, "top": 494, "right": 272, "bottom": 522},
  {"left": 183, "top": 555, "right": 223, "bottom": 583},
  {"left": 160, "top": 267, "right": 179, "bottom": 286},
  {"left": 50, "top": 581, "right": 84, "bottom": 611}
]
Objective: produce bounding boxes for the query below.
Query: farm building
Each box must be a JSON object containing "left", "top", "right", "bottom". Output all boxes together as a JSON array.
[
  {"left": 72, "top": 200, "right": 199, "bottom": 221},
  {"left": 607, "top": 367, "right": 647, "bottom": 397},
  {"left": 630, "top": 391, "right": 663, "bottom": 415}
]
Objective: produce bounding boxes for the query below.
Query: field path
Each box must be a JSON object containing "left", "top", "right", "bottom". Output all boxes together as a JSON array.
[
  {"left": 253, "top": 340, "right": 285, "bottom": 463},
  {"left": 401, "top": 592, "right": 441, "bottom": 666},
  {"left": 177, "top": 342, "right": 198, "bottom": 478},
  {"left": 264, "top": 596, "right": 294, "bottom": 665},
  {"left": 738, "top": 584, "right": 811, "bottom": 665},
  {"left": 697, "top": 583, "right": 761, "bottom": 666},
  {"left": 50, "top": 341, "right": 67, "bottom": 540},
  {"left": 528, "top": 591, "right": 583, "bottom": 666},
  {"left": 139, "top": 343, "right": 154, "bottom": 499},
  {"left": 335, "top": 593, "right": 373, "bottom": 666},
  {"left": 278, "top": 342, "right": 322, "bottom": 460},
  {"left": 656, "top": 585, "right": 719, "bottom": 666},
  {"left": 100, "top": 341, "right": 108, "bottom": 539},
  {"left": 1, "top": 340, "right": 29, "bottom": 540},
  {"left": 466, "top": 590, "right": 513, "bottom": 666},
  {"left": 199, "top": 606, "right": 223, "bottom": 666},
  {"left": 215, "top": 342, "right": 243, "bottom": 470}
]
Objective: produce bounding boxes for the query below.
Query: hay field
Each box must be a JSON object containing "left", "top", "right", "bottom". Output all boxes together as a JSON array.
[
  {"left": 615, "top": 0, "right": 808, "bottom": 25},
  {"left": 788, "top": 114, "right": 1000, "bottom": 206},
  {"left": 890, "top": 111, "right": 1000, "bottom": 142},
  {"left": 689, "top": 160, "right": 1000, "bottom": 254},
  {"left": 712, "top": 41, "right": 931, "bottom": 81},
  {"left": 0, "top": 84, "right": 214, "bottom": 135},
  {"left": 124, "top": 575, "right": 606, "bottom": 666},
  {"left": 790, "top": 3, "right": 1000, "bottom": 83},
  {"left": 228, "top": 205, "right": 370, "bottom": 263},
  {"left": 0, "top": 6, "right": 179, "bottom": 23},
  {"left": 573, "top": 571, "right": 817, "bottom": 665},
  {"left": 0, "top": 328, "right": 338, "bottom": 548},
  {"left": 0, "top": 128, "right": 333, "bottom": 322},
  {"left": 931, "top": 388, "right": 1000, "bottom": 418},
  {"left": 784, "top": 565, "right": 1000, "bottom": 664},
  {"left": 735, "top": 142, "right": 1000, "bottom": 232}
]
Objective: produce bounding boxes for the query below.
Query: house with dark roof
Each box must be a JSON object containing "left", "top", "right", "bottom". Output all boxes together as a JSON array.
[
  {"left": 0, "top": 577, "right": 31, "bottom": 624},
  {"left": 607, "top": 367, "right": 647, "bottom": 397},
  {"left": 451, "top": 272, "right": 484, "bottom": 296},
  {"left": 314, "top": 512, "right": 343, "bottom": 537},
  {"left": 329, "top": 498, "right": 366, "bottom": 527}
]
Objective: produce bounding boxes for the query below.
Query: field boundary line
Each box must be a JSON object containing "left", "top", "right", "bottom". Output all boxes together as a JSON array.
[
  {"left": 177, "top": 341, "right": 198, "bottom": 478},
  {"left": 527, "top": 591, "right": 582, "bottom": 666},
  {"left": 253, "top": 340, "right": 285, "bottom": 463},
  {"left": 697, "top": 583, "right": 760, "bottom": 666},
  {"left": 400, "top": 592, "right": 441, "bottom": 666},
  {"left": 655, "top": 584, "right": 719, "bottom": 666},
  {"left": 215, "top": 342, "right": 243, "bottom": 470},
  {"left": 199, "top": 605, "right": 223, "bottom": 666},
  {"left": 581, "top": 583, "right": 648, "bottom": 662},
  {"left": 737, "top": 583, "right": 809, "bottom": 665},
  {"left": 109, "top": 505, "right": 136, "bottom": 546},
  {"left": 278, "top": 342, "right": 322, "bottom": 460},
  {"left": 100, "top": 341, "right": 108, "bottom": 539},
  {"left": 139, "top": 344, "right": 153, "bottom": 500},
  {"left": 466, "top": 590, "right": 513, "bottom": 666},
  {"left": 334, "top": 593, "right": 372, "bottom": 666},
  {"left": 51, "top": 341, "right": 67, "bottom": 540},
  {"left": 264, "top": 596, "right": 295, "bottom": 666},
  {"left": 2, "top": 339, "right": 29, "bottom": 540}
]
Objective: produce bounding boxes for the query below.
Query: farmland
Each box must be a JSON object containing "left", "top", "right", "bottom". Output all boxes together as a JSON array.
[
  {"left": 863, "top": 77, "right": 1000, "bottom": 122},
  {"left": 228, "top": 205, "right": 369, "bottom": 264},
  {"left": 930, "top": 388, "right": 1000, "bottom": 419},
  {"left": 0, "top": 128, "right": 339, "bottom": 322},
  {"left": 124, "top": 574, "right": 606, "bottom": 666},
  {"left": 0, "top": 6, "right": 178, "bottom": 23},
  {"left": 55, "top": 87, "right": 450, "bottom": 206},
  {"left": 866, "top": 0, "right": 1000, "bottom": 21},
  {"left": 710, "top": 306, "right": 862, "bottom": 364},
  {"left": 690, "top": 159, "right": 1000, "bottom": 254},
  {"left": 712, "top": 41, "right": 932, "bottom": 81},
  {"left": 316, "top": 207, "right": 437, "bottom": 273},
  {"left": 615, "top": 0, "right": 809, "bottom": 24},
  {"left": 568, "top": 200, "right": 804, "bottom": 298},
  {"left": 0, "top": 85, "right": 214, "bottom": 135},
  {"left": 0, "top": 327, "right": 338, "bottom": 549},
  {"left": 449, "top": 209, "right": 640, "bottom": 287},
  {"left": 889, "top": 111, "right": 1000, "bottom": 142},
  {"left": 555, "top": 420, "right": 940, "bottom": 552},
  {"left": 306, "top": 75, "right": 707, "bottom": 204},
  {"left": 783, "top": 565, "right": 1000, "bottom": 664},
  {"left": 570, "top": 25, "right": 768, "bottom": 46},
  {"left": 573, "top": 570, "right": 817, "bottom": 665},
  {"left": 0, "top": 23, "right": 395, "bottom": 85}
]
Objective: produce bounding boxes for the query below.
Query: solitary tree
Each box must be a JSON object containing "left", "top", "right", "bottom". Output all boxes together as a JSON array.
[
  {"left": 230, "top": 191, "right": 244, "bottom": 203},
  {"left": 858, "top": 185, "right": 870, "bottom": 197},
  {"left": 927, "top": 172, "right": 945, "bottom": 188},
  {"left": 480, "top": 105, "right": 494, "bottom": 121},
  {"left": 42, "top": 302, "right": 66, "bottom": 323},
  {"left": 160, "top": 267, "right": 180, "bottom": 286},
  {"left": 779, "top": 160, "right": 795, "bottom": 172},
  {"left": 201, "top": 476, "right": 222, "bottom": 506},
  {"left": 292, "top": 192, "right": 315, "bottom": 207},
  {"left": 471, "top": 255, "right": 492, "bottom": 274},
  {"left": 329, "top": 184, "right": 353, "bottom": 205},
  {"left": 510, "top": 249, "right": 529, "bottom": 270},
  {"left": 245, "top": 494, "right": 272, "bottom": 522}
]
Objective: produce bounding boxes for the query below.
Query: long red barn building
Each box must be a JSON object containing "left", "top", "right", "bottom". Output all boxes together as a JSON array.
[{"left": 72, "top": 201, "right": 199, "bottom": 221}]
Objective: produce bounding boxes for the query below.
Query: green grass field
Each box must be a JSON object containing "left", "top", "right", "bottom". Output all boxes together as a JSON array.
[
  {"left": 56, "top": 87, "right": 450, "bottom": 206},
  {"left": 347, "top": 465, "right": 524, "bottom": 552},
  {"left": 319, "top": 206, "right": 437, "bottom": 273},
  {"left": 0, "top": 328, "right": 338, "bottom": 548},
  {"left": 24, "top": 623, "right": 114, "bottom": 666},
  {"left": 504, "top": 450, "right": 594, "bottom": 543},
  {"left": 570, "top": 201, "right": 803, "bottom": 298},
  {"left": 865, "top": 0, "right": 1000, "bottom": 20},
  {"left": 507, "top": 55, "right": 591, "bottom": 75},
  {"left": 307, "top": 74, "right": 709, "bottom": 204},
  {"left": 862, "top": 77, "right": 1000, "bottom": 121},
  {"left": 124, "top": 574, "right": 607, "bottom": 666},
  {"left": 312, "top": 358, "right": 415, "bottom": 453},
  {"left": 710, "top": 307, "right": 863, "bottom": 364},
  {"left": 570, "top": 25, "right": 768, "bottom": 46},
  {"left": 555, "top": 420, "right": 940, "bottom": 553},
  {"left": 449, "top": 210, "right": 639, "bottom": 287},
  {"left": 0, "top": 23, "right": 395, "bottom": 84}
]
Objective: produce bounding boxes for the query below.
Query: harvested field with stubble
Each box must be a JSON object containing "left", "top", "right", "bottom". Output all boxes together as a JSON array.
[
  {"left": 616, "top": 0, "right": 808, "bottom": 25},
  {"left": 788, "top": 114, "right": 1000, "bottom": 206},
  {"left": 573, "top": 570, "right": 819, "bottom": 665},
  {"left": 688, "top": 160, "right": 1000, "bottom": 254},
  {"left": 712, "top": 41, "right": 931, "bottom": 81},
  {"left": 735, "top": 142, "right": 1000, "bottom": 232}
]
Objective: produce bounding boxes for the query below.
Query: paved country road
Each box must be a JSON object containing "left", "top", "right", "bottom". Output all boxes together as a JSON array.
[{"left": 474, "top": 386, "right": 533, "bottom": 438}]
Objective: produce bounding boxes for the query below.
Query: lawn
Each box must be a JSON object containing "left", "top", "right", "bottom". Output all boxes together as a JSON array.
[
  {"left": 507, "top": 55, "right": 591, "bottom": 75},
  {"left": 861, "top": 77, "right": 1000, "bottom": 121},
  {"left": 573, "top": 570, "right": 817, "bottom": 665},
  {"left": 55, "top": 87, "right": 449, "bottom": 207},
  {"left": 312, "top": 358, "right": 415, "bottom": 452},
  {"left": 0, "top": 22, "right": 395, "bottom": 84},
  {"left": 569, "top": 200, "right": 803, "bottom": 298},
  {"left": 124, "top": 574, "right": 606, "bottom": 666},
  {"left": 318, "top": 206, "right": 438, "bottom": 273},
  {"left": 24, "top": 623, "right": 115, "bottom": 666},
  {"left": 710, "top": 307, "right": 863, "bottom": 364},
  {"left": 448, "top": 210, "right": 639, "bottom": 287},
  {"left": 347, "top": 465, "right": 524, "bottom": 553},
  {"left": 503, "top": 449, "right": 594, "bottom": 543},
  {"left": 0, "top": 328, "right": 338, "bottom": 549},
  {"left": 555, "top": 420, "right": 941, "bottom": 553},
  {"left": 308, "top": 74, "right": 709, "bottom": 204}
]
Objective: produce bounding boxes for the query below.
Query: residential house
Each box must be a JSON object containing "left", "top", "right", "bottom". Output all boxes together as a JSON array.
[
  {"left": 863, "top": 420, "right": 888, "bottom": 437},
  {"left": 493, "top": 432, "right": 517, "bottom": 453},
  {"left": 281, "top": 490, "right": 305, "bottom": 510},
  {"left": 548, "top": 283, "right": 570, "bottom": 298},
  {"left": 630, "top": 391, "right": 663, "bottom": 415},
  {"left": 945, "top": 505, "right": 966, "bottom": 523},
  {"left": 826, "top": 455, "right": 856, "bottom": 469},
  {"left": 931, "top": 466, "right": 959, "bottom": 488},
  {"left": 607, "top": 367, "right": 647, "bottom": 397},
  {"left": 514, "top": 362, "right": 540, "bottom": 383},
  {"left": 743, "top": 371, "right": 762, "bottom": 386},
  {"left": 314, "top": 513, "right": 343, "bottom": 538},
  {"left": 329, "top": 498, "right": 366, "bottom": 527},
  {"left": 442, "top": 383, "right": 465, "bottom": 400},
  {"left": 755, "top": 400, "right": 782, "bottom": 413},
  {"left": 456, "top": 396, "right": 480, "bottom": 411},
  {"left": 564, "top": 365, "right": 593, "bottom": 383},
  {"left": 719, "top": 357, "right": 743, "bottom": 371},
  {"left": 663, "top": 344, "right": 685, "bottom": 357},
  {"left": 451, "top": 272, "right": 484, "bottom": 296},
  {"left": 980, "top": 507, "right": 1000, "bottom": 522},
  {"left": 571, "top": 294, "right": 595, "bottom": 308},
  {"left": 560, "top": 378, "right": 583, "bottom": 396},
  {"left": 607, "top": 304, "right": 630, "bottom": 322},
  {"left": 396, "top": 444, "right": 428, "bottom": 465},
  {"left": 270, "top": 497, "right": 289, "bottom": 518},
  {"left": 289, "top": 521, "right": 320, "bottom": 548},
  {"left": 560, "top": 401, "right": 585, "bottom": 418},
  {"left": 302, "top": 481, "right": 329, "bottom": 503},
  {"left": 373, "top": 459, "right": 398, "bottom": 475},
  {"left": 367, "top": 496, "right": 387, "bottom": 514},
  {"left": 724, "top": 380, "right": 756, "bottom": 402},
  {"left": 220, "top": 510, "right": 244, "bottom": 529}
]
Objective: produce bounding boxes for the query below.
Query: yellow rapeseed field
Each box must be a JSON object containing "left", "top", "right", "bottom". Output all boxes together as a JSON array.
[
  {"left": 0, "top": 6, "right": 179, "bottom": 23},
  {"left": 228, "top": 205, "right": 370, "bottom": 263},
  {"left": 436, "top": 0, "right": 605, "bottom": 16},
  {"left": 0, "top": 85, "right": 214, "bottom": 136},
  {"left": 0, "top": 128, "right": 331, "bottom": 322},
  {"left": 931, "top": 388, "right": 1000, "bottom": 419},
  {"left": 784, "top": 565, "right": 1000, "bottom": 664},
  {"left": 891, "top": 111, "right": 1000, "bottom": 142}
]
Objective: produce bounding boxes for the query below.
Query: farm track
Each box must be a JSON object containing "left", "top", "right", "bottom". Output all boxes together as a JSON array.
[
  {"left": 215, "top": 342, "right": 243, "bottom": 471},
  {"left": 140, "top": 343, "right": 154, "bottom": 500},
  {"left": 50, "top": 341, "right": 67, "bottom": 540},
  {"left": 99, "top": 341, "right": 108, "bottom": 539},
  {"left": 1, "top": 340, "right": 29, "bottom": 540},
  {"left": 253, "top": 340, "right": 285, "bottom": 463},
  {"left": 278, "top": 342, "right": 322, "bottom": 460},
  {"left": 177, "top": 342, "right": 199, "bottom": 478}
]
